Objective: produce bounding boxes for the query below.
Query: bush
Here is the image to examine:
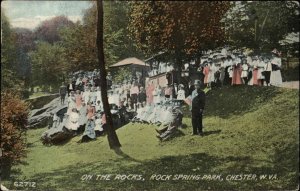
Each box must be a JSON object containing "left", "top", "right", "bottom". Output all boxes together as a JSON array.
[{"left": 1, "top": 90, "right": 30, "bottom": 178}]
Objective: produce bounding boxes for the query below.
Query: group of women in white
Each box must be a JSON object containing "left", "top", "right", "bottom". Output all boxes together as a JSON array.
[
  {"left": 62, "top": 75, "right": 106, "bottom": 139},
  {"left": 201, "top": 48, "right": 283, "bottom": 87}
]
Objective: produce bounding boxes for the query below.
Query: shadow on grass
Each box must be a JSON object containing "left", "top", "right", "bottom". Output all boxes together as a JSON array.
[
  {"left": 204, "top": 85, "right": 281, "bottom": 119},
  {"left": 202, "top": 130, "right": 221, "bottom": 136},
  {"left": 113, "top": 148, "right": 141, "bottom": 163},
  {"left": 4, "top": 147, "right": 297, "bottom": 191},
  {"left": 180, "top": 124, "right": 188, "bottom": 129}
]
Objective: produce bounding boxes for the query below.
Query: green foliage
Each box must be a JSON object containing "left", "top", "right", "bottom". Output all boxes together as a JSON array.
[
  {"left": 29, "top": 41, "right": 67, "bottom": 89},
  {"left": 1, "top": 11, "right": 22, "bottom": 91},
  {"left": 0, "top": 90, "right": 30, "bottom": 178},
  {"left": 222, "top": 1, "right": 299, "bottom": 51},
  {"left": 2, "top": 86, "right": 298, "bottom": 190},
  {"left": 59, "top": 1, "right": 144, "bottom": 72},
  {"left": 113, "top": 67, "right": 131, "bottom": 84}
]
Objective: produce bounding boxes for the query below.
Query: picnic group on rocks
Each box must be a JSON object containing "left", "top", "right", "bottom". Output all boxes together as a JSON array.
[{"left": 42, "top": 47, "right": 283, "bottom": 143}]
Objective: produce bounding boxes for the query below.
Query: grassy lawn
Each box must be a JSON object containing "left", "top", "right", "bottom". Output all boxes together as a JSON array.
[{"left": 2, "top": 86, "right": 299, "bottom": 191}]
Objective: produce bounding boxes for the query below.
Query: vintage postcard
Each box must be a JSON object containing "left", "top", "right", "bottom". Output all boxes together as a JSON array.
[{"left": 1, "top": 1, "right": 299, "bottom": 191}]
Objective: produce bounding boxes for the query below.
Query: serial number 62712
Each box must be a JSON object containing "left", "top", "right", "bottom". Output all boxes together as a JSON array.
[{"left": 14, "top": 181, "right": 36, "bottom": 188}]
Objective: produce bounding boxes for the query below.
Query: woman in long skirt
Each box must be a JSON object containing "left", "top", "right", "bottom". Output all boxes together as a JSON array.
[
  {"left": 231, "top": 63, "right": 242, "bottom": 85},
  {"left": 270, "top": 51, "right": 283, "bottom": 86}
]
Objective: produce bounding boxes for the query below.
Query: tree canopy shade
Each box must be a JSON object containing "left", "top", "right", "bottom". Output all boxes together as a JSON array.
[
  {"left": 128, "top": 1, "right": 231, "bottom": 62},
  {"left": 1, "top": 11, "right": 22, "bottom": 91},
  {"left": 222, "top": 1, "right": 299, "bottom": 52},
  {"left": 35, "top": 15, "right": 75, "bottom": 44},
  {"left": 97, "top": 0, "right": 121, "bottom": 149},
  {"left": 29, "top": 41, "right": 67, "bottom": 89},
  {"left": 59, "top": 1, "right": 144, "bottom": 72}
]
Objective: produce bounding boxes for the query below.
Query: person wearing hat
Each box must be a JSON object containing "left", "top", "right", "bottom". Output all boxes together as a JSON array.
[
  {"left": 191, "top": 81, "right": 205, "bottom": 136},
  {"left": 270, "top": 49, "right": 283, "bottom": 86},
  {"left": 241, "top": 59, "right": 249, "bottom": 85},
  {"left": 263, "top": 58, "right": 272, "bottom": 86}
]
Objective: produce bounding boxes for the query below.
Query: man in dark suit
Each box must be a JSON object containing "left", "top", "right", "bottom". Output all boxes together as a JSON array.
[
  {"left": 191, "top": 82, "right": 206, "bottom": 136},
  {"left": 59, "top": 82, "right": 67, "bottom": 105}
]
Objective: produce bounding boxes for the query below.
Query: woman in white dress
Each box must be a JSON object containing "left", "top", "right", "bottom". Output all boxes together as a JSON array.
[
  {"left": 67, "top": 91, "right": 76, "bottom": 115},
  {"left": 257, "top": 57, "right": 265, "bottom": 86},
  {"left": 241, "top": 60, "right": 249, "bottom": 84},
  {"left": 65, "top": 108, "right": 80, "bottom": 132},
  {"left": 270, "top": 51, "right": 283, "bottom": 86},
  {"left": 207, "top": 62, "right": 217, "bottom": 87}
]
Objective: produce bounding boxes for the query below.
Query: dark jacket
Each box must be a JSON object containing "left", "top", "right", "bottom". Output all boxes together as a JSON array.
[
  {"left": 192, "top": 90, "right": 205, "bottom": 114},
  {"left": 59, "top": 85, "right": 67, "bottom": 95},
  {"left": 138, "top": 92, "right": 146, "bottom": 103}
]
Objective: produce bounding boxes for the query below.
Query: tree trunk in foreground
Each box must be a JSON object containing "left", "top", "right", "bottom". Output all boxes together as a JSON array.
[{"left": 96, "top": 0, "right": 121, "bottom": 149}]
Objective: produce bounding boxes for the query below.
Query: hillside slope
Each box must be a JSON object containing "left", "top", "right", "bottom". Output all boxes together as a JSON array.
[{"left": 3, "top": 86, "right": 299, "bottom": 191}]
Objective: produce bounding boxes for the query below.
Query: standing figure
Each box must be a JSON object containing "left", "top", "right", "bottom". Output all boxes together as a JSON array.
[
  {"left": 191, "top": 81, "right": 205, "bottom": 136},
  {"left": 257, "top": 57, "right": 265, "bottom": 86},
  {"left": 203, "top": 63, "right": 210, "bottom": 87},
  {"left": 219, "top": 67, "right": 225, "bottom": 87},
  {"left": 250, "top": 57, "right": 260, "bottom": 85},
  {"left": 270, "top": 49, "right": 283, "bottom": 86},
  {"left": 263, "top": 58, "right": 272, "bottom": 86},
  {"left": 241, "top": 60, "right": 249, "bottom": 84},
  {"left": 138, "top": 87, "right": 147, "bottom": 107},
  {"left": 232, "top": 62, "right": 243, "bottom": 85},
  {"left": 67, "top": 80, "right": 75, "bottom": 96},
  {"left": 59, "top": 82, "right": 67, "bottom": 105},
  {"left": 130, "top": 82, "right": 139, "bottom": 110}
]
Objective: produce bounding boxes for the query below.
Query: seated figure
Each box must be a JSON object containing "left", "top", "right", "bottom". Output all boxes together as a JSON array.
[
  {"left": 65, "top": 108, "right": 80, "bottom": 134},
  {"left": 81, "top": 118, "right": 96, "bottom": 142}
]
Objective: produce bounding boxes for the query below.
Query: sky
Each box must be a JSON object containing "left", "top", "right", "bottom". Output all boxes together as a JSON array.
[{"left": 1, "top": 0, "right": 93, "bottom": 30}]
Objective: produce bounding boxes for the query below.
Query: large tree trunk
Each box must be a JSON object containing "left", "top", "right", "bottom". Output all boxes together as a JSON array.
[{"left": 96, "top": 0, "right": 121, "bottom": 149}]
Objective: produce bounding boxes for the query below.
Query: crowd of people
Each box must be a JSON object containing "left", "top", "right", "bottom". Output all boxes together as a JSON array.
[
  {"left": 45, "top": 47, "right": 283, "bottom": 143},
  {"left": 196, "top": 48, "right": 283, "bottom": 88},
  {"left": 48, "top": 70, "right": 126, "bottom": 142}
]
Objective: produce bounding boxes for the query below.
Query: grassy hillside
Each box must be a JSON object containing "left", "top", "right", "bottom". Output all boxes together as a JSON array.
[{"left": 2, "top": 86, "right": 299, "bottom": 191}]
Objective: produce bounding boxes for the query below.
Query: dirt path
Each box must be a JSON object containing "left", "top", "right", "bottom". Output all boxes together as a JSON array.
[{"left": 277, "top": 81, "right": 299, "bottom": 89}]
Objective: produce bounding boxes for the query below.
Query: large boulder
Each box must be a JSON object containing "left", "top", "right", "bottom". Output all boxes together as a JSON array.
[
  {"left": 26, "top": 93, "right": 59, "bottom": 110},
  {"left": 41, "top": 125, "right": 74, "bottom": 145},
  {"left": 28, "top": 97, "right": 67, "bottom": 128}
]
